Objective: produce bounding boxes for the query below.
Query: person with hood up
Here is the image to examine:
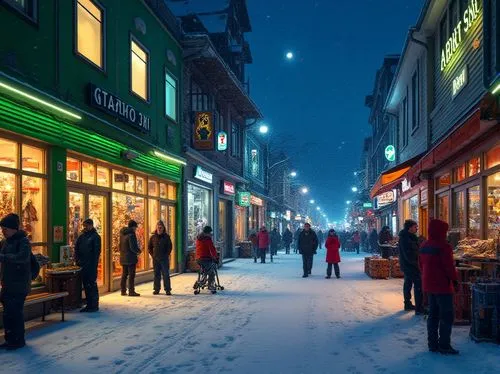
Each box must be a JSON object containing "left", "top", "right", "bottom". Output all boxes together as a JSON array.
[
  {"left": 398, "top": 219, "right": 423, "bottom": 314},
  {"left": 282, "top": 228, "right": 293, "bottom": 254},
  {"left": 0, "top": 213, "right": 31, "bottom": 350},
  {"left": 195, "top": 226, "right": 218, "bottom": 291},
  {"left": 325, "top": 229, "right": 341, "bottom": 279},
  {"left": 419, "top": 219, "right": 459, "bottom": 355},
  {"left": 120, "top": 220, "right": 141, "bottom": 297},
  {"left": 257, "top": 226, "right": 270, "bottom": 263},
  {"left": 74, "top": 218, "right": 101, "bottom": 312},
  {"left": 148, "top": 221, "right": 173, "bottom": 295},
  {"left": 298, "top": 223, "right": 318, "bottom": 277},
  {"left": 270, "top": 228, "right": 281, "bottom": 260},
  {"left": 378, "top": 226, "right": 393, "bottom": 259}
]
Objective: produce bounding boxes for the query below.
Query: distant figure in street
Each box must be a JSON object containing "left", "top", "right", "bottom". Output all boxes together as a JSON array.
[
  {"left": 120, "top": 220, "right": 141, "bottom": 297},
  {"left": 317, "top": 230, "right": 324, "bottom": 249},
  {"left": 148, "top": 221, "right": 173, "bottom": 296},
  {"left": 352, "top": 231, "right": 361, "bottom": 254},
  {"left": 270, "top": 228, "right": 281, "bottom": 260},
  {"left": 325, "top": 229, "right": 341, "bottom": 279},
  {"left": 257, "top": 226, "right": 270, "bottom": 263},
  {"left": 0, "top": 213, "right": 31, "bottom": 350},
  {"left": 282, "top": 228, "right": 293, "bottom": 254},
  {"left": 398, "top": 220, "right": 423, "bottom": 314},
  {"left": 360, "top": 230, "right": 368, "bottom": 251},
  {"left": 378, "top": 226, "right": 393, "bottom": 259},
  {"left": 298, "top": 223, "right": 318, "bottom": 278},
  {"left": 419, "top": 219, "right": 459, "bottom": 355},
  {"left": 340, "top": 230, "right": 348, "bottom": 251},
  {"left": 75, "top": 218, "right": 101, "bottom": 312},
  {"left": 369, "top": 229, "right": 378, "bottom": 253},
  {"left": 195, "top": 226, "right": 219, "bottom": 292},
  {"left": 248, "top": 230, "right": 259, "bottom": 263},
  {"left": 293, "top": 228, "right": 302, "bottom": 254}
]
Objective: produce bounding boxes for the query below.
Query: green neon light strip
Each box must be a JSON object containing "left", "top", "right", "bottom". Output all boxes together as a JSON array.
[
  {"left": 154, "top": 150, "right": 187, "bottom": 166},
  {"left": 0, "top": 81, "right": 82, "bottom": 120},
  {"left": 492, "top": 84, "right": 500, "bottom": 95}
]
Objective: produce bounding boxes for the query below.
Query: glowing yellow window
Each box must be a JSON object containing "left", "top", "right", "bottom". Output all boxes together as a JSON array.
[
  {"left": 76, "top": 0, "right": 104, "bottom": 68},
  {"left": 131, "top": 40, "right": 149, "bottom": 100}
]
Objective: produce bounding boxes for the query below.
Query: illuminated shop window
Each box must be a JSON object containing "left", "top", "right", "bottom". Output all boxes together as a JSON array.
[
  {"left": 165, "top": 72, "right": 177, "bottom": 121},
  {"left": 487, "top": 172, "right": 500, "bottom": 239},
  {"left": 437, "top": 173, "right": 451, "bottom": 189},
  {"left": 76, "top": 0, "right": 104, "bottom": 68},
  {"left": 468, "top": 186, "right": 480, "bottom": 238},
  {"left": 468, "top": 157, "right": 481, "bottom": 177},
  {"left": 486, "top": 143, "right": 500, "bottom": 169},
  {"left": 454, "top": 163, "right": 466, "bottom": 183},
  {"left": 131, "top": 40, "right": 149, "bottom": 100},
  {"left": 67, "top": 158, "right": 81, "bottom": 182}
]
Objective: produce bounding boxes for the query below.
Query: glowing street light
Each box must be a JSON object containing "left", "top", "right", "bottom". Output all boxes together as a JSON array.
[
  {"left": 285, "top": 51, "right": 294, "bottom": 60},
  {"left": 290, "top": 171, "right": 297, "bottom": 177},
  {"left": 301, "top": 187, "right": 309, "bottom": 194},
  {"left": 346, "top": 200, "right": 351, "bottom": 205},
  {"left": 309, "top": 199, "right": 315, "bottom": 204},
  {"left": 351, "top": 186, "right": 358, "bottom": 192},
  {"left": 259, "top": 124, "right": 269, "bottom": 134},
  {"left": 316, "top": 206, "right": 321, "bottom": 211}
]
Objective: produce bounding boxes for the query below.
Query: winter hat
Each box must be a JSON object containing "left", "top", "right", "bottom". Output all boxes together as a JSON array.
[
  {"left": 203, "top": 226, "right": 213, "bottom": 234},
  {"left": 128, "top": 220, "right": 138, "bottom": 228},
  {"left": 0, "top": 213, "right": 20, "bottom": 230},
  {"left": 83, "top": 218, "right": 94, "bottom": 226},
  {"left": 404, "top": 219, "right": 417, "bottom": 231}
]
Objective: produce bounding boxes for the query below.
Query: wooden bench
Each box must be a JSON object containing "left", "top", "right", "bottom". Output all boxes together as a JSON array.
[{"left": 0, "top": 292, "right": 69, "bottom": 322}]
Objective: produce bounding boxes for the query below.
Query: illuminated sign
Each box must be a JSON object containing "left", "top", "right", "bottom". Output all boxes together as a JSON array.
[
  {"left": 440, "top": 0, "right": 481, "bottom": 71},
  {"left": 217, "top": 131, "right": 228, "bottom": 151},
  {"left": 222, "top": 180, "right": 235, "bottom": 195},
  {"left": 362, "top": 202, "right": 373, "bottom": 208},
  {"left": 194, "top": 166, "right": 213, "bottom": 184},
  {"left": 452, "top": 65, "right": 468, "bottom": 99},
  {"left": 375, "top": 190, "right": 396, "bottom": 208},
  {"left": 285, "top": 210, "right": 291, "bottom": 221},
  {"left": 295, "top": 215, "right": 302, "bottom": 221},
  {"left": 384, "top": 145, "right": 396, "bottom": 162},
  {"left": 250, "top": 195, "right": 264, "bottom": 206},
  {"left": 193, "top": 112, "right": 214, "bottom": 150},
  {"left": 402, "top": 178, "right": 412, "bottom": 193},
  {"left": 237, "top": 192, "right": 251, "bottom": 207}
]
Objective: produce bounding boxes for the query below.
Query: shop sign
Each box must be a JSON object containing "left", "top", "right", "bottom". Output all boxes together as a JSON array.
[
  {"left": 375, "top": 190, "right": 396, "bottom": 208},
  {"left": 194, "top": 166, "right": 213, "bottom": 184},
  {"left": 452, "top": 65, "right": 468, "bottom": 99},
  {"left": 250, "top": 195, "right": 264, "bottom": 206},
  {"left": 362, "top": 202, "right": 373, "bottom": 208},
  {"left": 402, "top": 178, "right": 412, "bottom": 193},
  {"left": 421, "top": 189, "right": 428, "bottom": 205},
  {"left": 440, "top": 0, "right": 481, "bottom": 72},
  {"left": 193, "top": 112, "right": 214, "bottom": 150},
  {"left": 221, "top": 180, "right": 235, "bottom": 195},
  {"left": 270, "top": 211, "right": 277, "bottom": 218},
  {"left": 217, "top": 131, "right": 228, "bottom": 151},
  {"left": 89, "top": 84, "right": 151, "bottom": 133},
  {"left": 285, "top": 210, "right": 291, "bottom": 221},
  {"left": 237, "top": 192, "right": 251, "bottom": 207},
  {"left": 384, "top": 145, "right": 396, "bottom": 162},
  {"left": 295, "top": 215, "right": 302, "bottom": 221}
]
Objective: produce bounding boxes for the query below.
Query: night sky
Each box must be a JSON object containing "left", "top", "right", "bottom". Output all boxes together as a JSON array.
[{"left": 247, "top": 0, "right": 424, "bottom": 222}]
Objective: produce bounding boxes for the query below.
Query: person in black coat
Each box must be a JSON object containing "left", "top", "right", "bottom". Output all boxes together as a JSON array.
[
  {"left": 369, "top": 229, "right": 378, "bottom": 253},
  {"left": 293, "top": 228, "right": 302, "bottom": 253},
  {"left": 282, "top": 228, "right": 293, "bottom": 254},
  {"left": 398, "top": 220, "right": 423, "bottom": 314},
  {"left": 378, "top": 226, "right": 393, "bottom": 258},
  {"left": 298, "top": 223, "right": 319, "bottom": 278},
  {"left": 0, "top": 213, "right": 31, "bottom": 350},
  {"left": 317, "top": 230, "right": 324, "bottom": 249},
  {"left": 148, "top": 221, "right": 173, "bottom": 295},
  {"left": 120, "top": 220, "right": 141, "bottom": 296},
  {"left": 74, "top": 218, "right": 101, "bottom": 312},
  {"left": 270, "top": 228, "right": 281, "bottom": 260}
]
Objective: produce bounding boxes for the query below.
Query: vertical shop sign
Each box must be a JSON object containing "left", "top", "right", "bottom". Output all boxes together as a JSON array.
[
  {"left": 217, "top": 131, "right": 228, "bottom": 151},
  {"left": 237, "top": 192, "right": 251, "bottom": 207},
  {"left": 193, "top": 112, "right": 214, "bottom": 150}
]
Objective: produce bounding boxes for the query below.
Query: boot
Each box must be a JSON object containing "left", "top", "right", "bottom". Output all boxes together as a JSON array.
[
  {"left": 404, "top": 303, "right": 416, "bottom": 311},
  {"left": 128, "top": 291, "right": 141, "bottom": 297},
  {"left": 153, "top": 290, "right": 160, "bottom": 295},
  {"left": 439, "top": 346, "right": 459, "bottom": 355},
  {"left": 121, "top": 291, "right": 127, "bottom": 296},
  {"left": 166, "top": 291, "right": 172, "bottom": 296},
  {"left": 325, "top": 276, "right": 331, "bottom": 279}
]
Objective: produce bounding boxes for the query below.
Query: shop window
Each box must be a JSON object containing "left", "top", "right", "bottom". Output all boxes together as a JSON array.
[
  {"left": 437, "top": 173, "right": 451, "bottom": 189},
  {"left": 468, "top": 186, "right": 480, "bottom": 238},
  {"left": 486, "top": 143, "right": 500, "bottom": 169},
  {"left": 82, "top": 161, "right": 95, "bottom": 184},
  {"left": 0, "top": 138, "right": 18, "bottom": 169},
  {"left": 124, "top": 173, "right": 135, "bottom": 192},
  {"left": 165, "top": 71, "right": 177, "bottom": 121},
  {"left": 437, "top": 194, "right": 449, "bottom": 223},
  {"left": 187, "top": 183, "right": 211, "bottom": 247},
  {"left": 487, "top": 172, "right": 500, "bottom": 239},
  {"left": 453, "top": 190, "right": 466, "bottom": 237},
  {"left": 21, "top": 175, "right": 45, "bottom": 243},
  {"left": 148, "top": 180, "right": 158, "bottom": 196},
  {"left": 0, "top": 172, "right": 16, "bottom": 237},
  {"left": 468, "top": 157, "right": 480, "bottom": 177},
  {"left": 112, "top": 170, "right": 125, "bottom": 190},
  {"left": 76, "top": 0, "right": 104, "bottom": 68},
  {"left": 68, "top": 191, "right": 85, "bottom": 247},
  {"left": 21, "top": 145, "right": 44, "bottom": 173},
  {"left": 235, "top": 206, "right": 246, "bottom": 242},
  {"left": 167, "top": 184, "right": 176, "bottom": 200},
  {"left": 96, "top": 165, "right": 109, "bottom": 187},
  {"left": 454, "top": 163, "right": 466, "bottom": 183},
  {"left": 4, "top": 0, "right": 37, "bottom": 21},
  {"left": 148, "top": 199, "right": 159, "bottom": 234},
  {"left": 67, "top": 158, "right": 81, "bottom": 182},
  {"left": 218, "top": 201, "right": 227, "bottom": 244},
  {"left": 159, "top": 183, "right": 167, "bottom": 199},
  {"left": 130, "top": 39, "right": 149, "bottom": 101},
  {"left": 136, "top": 176, "right": 145, "bottom": 194}
]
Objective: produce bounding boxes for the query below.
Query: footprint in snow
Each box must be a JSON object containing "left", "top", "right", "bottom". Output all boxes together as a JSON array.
[
  {"left": 225, "top": 336, "right": 235, "bottom": 342},
  {"left": 114, "top": 360, "right": 125, "bottom": 366},
  {"left": 88, "top": 356, "right": 99, "bottom": 361},
  {"left": 226, "top": 356, "right": 238, "bottom": 362},
  {"left": 211, "top": 343, "right": 227, "bottom": 349}
]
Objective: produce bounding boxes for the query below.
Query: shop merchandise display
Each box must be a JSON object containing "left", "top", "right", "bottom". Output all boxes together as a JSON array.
[
  {"left": 456, "top": 238, "right": 498, "bottom": 259},
  {"left": 46, "top": 263, "right": 81, "bottom": 274},
  {"left": 470, "top": 282, "right": 500, "bottom": 343},
  {"left": 369, "top": 258, "right": 390, "bottom": 279},
  {"left": 389, "top": 257, "right": 404, "bottom": 278}
]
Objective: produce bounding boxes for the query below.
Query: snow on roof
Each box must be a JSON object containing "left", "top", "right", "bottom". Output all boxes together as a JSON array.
[
  {"left": 197, "top": 13, "right": 227, "bottom": 33},
  {"left": 165, "top": 0, "right": 230, "bottom": 17}
]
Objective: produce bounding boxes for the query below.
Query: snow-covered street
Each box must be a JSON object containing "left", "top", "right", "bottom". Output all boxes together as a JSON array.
[{"left": 2, "top": 250, "right": 499, "bottom": 374}]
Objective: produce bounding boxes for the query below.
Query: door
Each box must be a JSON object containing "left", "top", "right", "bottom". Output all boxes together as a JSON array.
[
  {"left": 420, "top": 206, "right": 428, "bottom": 239},
  {"left": 161, "top": 203, "right": 177, "bottom": 272}
]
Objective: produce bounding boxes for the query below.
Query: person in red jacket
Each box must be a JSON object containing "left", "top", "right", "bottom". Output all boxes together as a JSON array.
[
  {"left": 257, "top": 226, "right": 270, "bottom": 264},
  {"left": 419, "top": 219, "right": 459, "bottom": 355},
  {"left": 325, "top": 229, "right": 341, "bottom": 279},
  {"left": 195, "top": 226, "right": 218, "bottom": 289}
]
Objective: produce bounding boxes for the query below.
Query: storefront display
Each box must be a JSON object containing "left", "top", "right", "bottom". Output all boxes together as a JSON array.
[
  {"left": 235, "top": 205, "right": 246, "bottom": 241},
  {"left": 187, "top": 183, "right": 212, "bottom": 248},
  {"left": 437, "top": 194, "right": 449, "bottom": 223},
  {"left": 403, "top": 195, "right": 419, "bottom": 223},
  {"left": 487, "top": 172, "right": 500, "bottom": 239},
  {"left": 467, "top": 186, "right": 481, "bottom": 238}
]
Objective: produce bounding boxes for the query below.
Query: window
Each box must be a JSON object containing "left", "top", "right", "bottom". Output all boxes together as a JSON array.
[
  {"left": 130, "top": 39, "right": 149, "bottom": 101},
  {"left": 165, "top": 71, "right": 177, "bottom": 121},
  {"left": 438, "top": 194, "right": 449, "bottom": 223},
  {"left": 76, "top": 0, "right": 104, "bottom": 68},
  {"left": 437, "top": 173, "right": 451, "bottom": 189},
  {"left": 411, "top": 69, "right": 419, "bottom": 131},
  {"left": 468, "top": 186, "right": 480, "bottom": 238},
  {"left": 487, "top": 172, "right": 500, "bottom": 239},
  {"left": 190, "top": 81, "right": 212, "bottom": 112},
  {"left": 486, "top": 143, "right": 500, "bottom": 169},
  {"left": 453, "top": 190, "right": 466, "bottom": 237},
  {"left": 187, "top": 183, "right": 212, "bottom": 247},
  {"left": 454, "top": 163, "right": 466, "bottom": 182},
  {"left": 231, "top": 122, "right": 241, "bottom": 157},
  {"left": 4, "top": 0, "right": 37, "bottom": 21},
  {"left": 468, "top": 157, "right": 481, "bottom": 177},
  {"left": 402, "top": 96, "right": 408, "bottom": 147}
]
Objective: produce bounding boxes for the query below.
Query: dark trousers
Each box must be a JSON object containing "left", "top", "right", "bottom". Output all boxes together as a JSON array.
[
  {"left": 326, "top": 263, "right": 340, "bottom": 278},
  {"left": 120, "top": 264, "right": 137, "bottom": 293},
  {"left": 82, "top": 269, "right": 99, "bottom": 309},
  {"left": 0, "top": 291, "right": 27, "bottom": 345},
  {"left": 427, "top": 294, "right": 454, "bottom": 349},
  {"left": 355, "top": 243, "right": 360, "bottom": 254},
  {"left": 302, "top": 254, "right": 313, "bottom": 275},
  {"left": 198, "top": 260, "right": 216, "bottom": 287},
  {"left": 259, "top": 248, "right": 267, "bottom": 263},
  {"left": 403, "top": 273, "right": 423, "bottom": 310},
  {"left": 284, "top": 243, "right": 291, "bottom": 254},
  {"left": 153, "top": 259, "right": 171, "bottom": 292}
]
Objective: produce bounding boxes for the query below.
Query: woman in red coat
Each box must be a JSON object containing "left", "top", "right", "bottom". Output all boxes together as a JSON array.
[
  {"left": 257, "top": 226, "right": 270, "bottom": 264},
  {"left": 325, "top": 229, "right": 341, "bottom": 279}
]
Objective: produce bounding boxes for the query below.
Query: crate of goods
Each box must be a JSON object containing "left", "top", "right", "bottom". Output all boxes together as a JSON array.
[
  {"left": 470, "top": 283, "right": 500, "bottom": 343},
  {"left": 453, "top": 282, "right": 472, "bottom": 325},
  {"left": 457, "top": 238, "right": 497, "bottom": 260},
  {"left": 364, "top": 257, "right": 372, "bottom": 276},
  {"left": 389, "top": 257, "right": 404, "bottom": 278},
  {"left": 238, "top": 241, "right": 253, "bottom": 258},
  {"left": 369, "top": 258, "right": 390, "bottom": 279}
]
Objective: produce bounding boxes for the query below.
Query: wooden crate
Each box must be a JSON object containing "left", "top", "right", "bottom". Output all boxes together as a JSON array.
[
  {"left": 389, "top": 257, "right": 404, "bottom": 278},
  {"left": 369, "top": 258, "right": 390, "bottom": 279}
]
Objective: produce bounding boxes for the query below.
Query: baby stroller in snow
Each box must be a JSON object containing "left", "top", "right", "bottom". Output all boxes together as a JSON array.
[{"left": 193, "top": 259, "right": 225, "bottom": 295}]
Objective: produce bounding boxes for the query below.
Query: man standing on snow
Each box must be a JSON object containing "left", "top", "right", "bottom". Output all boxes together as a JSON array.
[
  {"left": 298, "top": 223, "right": 318, "bottom": 278},
  {"left": 257, "top": 226, "right": 270, "bottom": 263},
  {"left": 120, "top": 220, "right": 141, "bottom": 297}
]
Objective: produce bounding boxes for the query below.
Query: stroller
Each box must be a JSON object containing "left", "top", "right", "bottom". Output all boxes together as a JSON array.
[{"left": 193, "top": 260, "right": 225, "bottom": 295}]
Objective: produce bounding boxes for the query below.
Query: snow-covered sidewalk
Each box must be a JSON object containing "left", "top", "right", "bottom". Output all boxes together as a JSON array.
[{"left": 2, "top": 251, "right": 499, "bottom": 373}]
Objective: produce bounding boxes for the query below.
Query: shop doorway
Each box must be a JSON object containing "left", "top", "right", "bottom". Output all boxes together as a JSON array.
[
  {"left": 68, "top": 190, "right": 109, "bottom": 293},
  {"left": 420, "top": 206, "right": 428, "bottom": 239},
  {"left": 218, "top": 200, "right": 233, "bottom": 258},
  {"left": 160, "top": 202, "right": 177, "bottom": 272}
]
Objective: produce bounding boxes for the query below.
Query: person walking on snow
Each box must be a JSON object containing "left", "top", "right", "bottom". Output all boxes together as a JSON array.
[
  {"left": 257, "top": 226, "right": 270, "bottom": 263},
  {"left": 270, "top": 228, "right": 281, "bottom": 260},
  {"left": 352, "top": 231, "right": 361, "bottom": 254},
  {"left": 298, "top": 223, "right": 318, "bottom": 277},
  {"left": 293, "top": 228, "right": 302, "bottom": 254},
  {"left": 120, "top": 220, "right": 141, "bottom": 297},
  {"left": 378, "top": 226, "right": 393, "bottom": 259},
  {"left": 317, "top": 230, "right": 324, "bottom": 249},
  {"left": 398, "top": 220, "right": 423, "bottom": 314},
  {"left": 282, "top": 228, "right": 293, "bottom": 254},
  {"left": 325, "top": 229, "right": 341, "bottom": 279},
  {"left": 74, "top": 218, "right": 101, "bottom": 312},
  {"left": 195, "top": 226, "right": 219, "bottom": 291},
  {"left": 248, "top": 230, "right": 259, "bottom": 263},
  {"left": 419, "top": 219, "right": 459, "bottom": 355},
  {"left": 360, "top": 230, "right": 368, "bottom": 251},
  {"left": 148, "top": 221, "right": 173, "bottom": 296}
]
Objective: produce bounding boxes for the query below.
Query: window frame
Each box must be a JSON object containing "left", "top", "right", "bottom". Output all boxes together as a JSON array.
[
  {"left": 129, "top": 35, "right": 150, "bottom": 103},
  {"left": 164, "top": 68, "right": 178, "bottom": 122},
  {"left": 74, "top": 0, "right": 106, "bottom": 72},
  {"left": 402, "top": 94, "right": 408, "bottom": 148},
  {"left": 411, "top": 63, "right": 419, "bottom": 133},
  {"left": 2, "top": 0, "right": 38, "bottom": 23}
]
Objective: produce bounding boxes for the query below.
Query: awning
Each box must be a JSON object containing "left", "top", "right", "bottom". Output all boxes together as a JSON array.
[{"left": 370, "top": 153, "right": 425, "bottom": 199}]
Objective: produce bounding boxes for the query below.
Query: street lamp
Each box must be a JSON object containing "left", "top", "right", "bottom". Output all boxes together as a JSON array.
[
  {"left": 351, "top": 186, "right": 358, "bottom": 192},
  {"left": 309, "top": 199, "right": 315, "bottom": 204},
  {"left": 301, "top": 187, "right": 309, "bottom": 194},
  {"left": 290, "top": 171, "right": 297, "bottom": 177},
  {"left": 285, "top": 51, "right": 294, "bottom": 60},
  {"left": 259, "top": 124, "right": 269, "bottom": 134},
  {"left": 346, "top": 200, "right": 351, "bottom": 205},
  {"left": 316, "top": 206, "right": 321, "bottom": 211}
]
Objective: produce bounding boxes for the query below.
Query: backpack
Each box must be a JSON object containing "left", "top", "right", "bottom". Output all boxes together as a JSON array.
[{"left": 30, "top": 252, "right": 40, "bottom": 281}]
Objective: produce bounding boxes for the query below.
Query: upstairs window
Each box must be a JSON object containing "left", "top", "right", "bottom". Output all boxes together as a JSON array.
[
  {"left": 131, "top": 39, "right": 149, "bottom": 101},
  {"left": 402, "top": 96, "right": 408, "bottom": 147},
  {"left": 231, "top": 122, "right": 241, "bottom": 157},
  {"left": 4, "top": 0, "right": 37, "bottom": 21},
  {"left": 165, "top": 71, "right": 177, "bottom": 121},
  {"left": 76, "top": 0, "right": 104, "bottom": 68},
  {"left": 411, "top": 68, "right": 419, "bottom": 131}
]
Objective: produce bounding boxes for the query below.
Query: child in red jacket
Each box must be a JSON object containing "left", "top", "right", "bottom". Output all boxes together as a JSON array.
[{"left": 325, "top": 229, "right": 341, "bottom": 279}]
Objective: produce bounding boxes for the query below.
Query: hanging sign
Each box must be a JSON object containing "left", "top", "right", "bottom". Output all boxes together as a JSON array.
[
  {"left": 89, "top": 84, "right": 151, "bottom": 133},
  {"left": 362, "top": 202, "right": 373, "bottom": 208},
  {"left": 384, "top": 145, "right": 396, "bottom": 162},
  {"left": 237, "top": 192, "right": 251, "bottom": 207},
  {"left": 375, "top": 190, "right": 396, "bottom": 208},
  {"left": 250, "top": 195, "right": 264, "bottom": 206},
  {"left": 193, "top": 112, "right": 214, "bottom": 150},
  {"left": 402, "top": 178, "right": 412, "bottom": 193},
  {"left": 452, "top": 65, "right": 468, "bottom": 99},
  {"left": 221, "top": 180, "right": 235, "bottom": 195},
  {"left": 217, "top": 131, "right": 228, "bottom": 151},
  {"left": 194, "top": 166, "right": 213, "bottom": 184},
  {"left": 294, "top": 215, "right": 302, "bottom": 221}
]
